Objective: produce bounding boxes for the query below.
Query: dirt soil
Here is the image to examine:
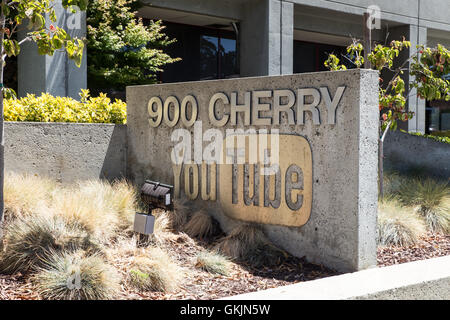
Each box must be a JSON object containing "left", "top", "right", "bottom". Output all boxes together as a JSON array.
[
  {"left": 1, "top": 232, "right": 449, "bottom": 300},
  {"left": 377, "top": 232, "right": 450, "bottom": 267}
]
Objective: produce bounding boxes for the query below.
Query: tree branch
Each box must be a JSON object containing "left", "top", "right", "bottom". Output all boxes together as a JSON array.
[{"left": 380, "top": 121, "right": 392, "bottom": 142}]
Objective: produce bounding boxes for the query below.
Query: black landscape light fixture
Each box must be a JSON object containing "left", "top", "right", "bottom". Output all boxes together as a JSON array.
[{"left": 133, "top": 180, "right": 173, "bottom": 235}]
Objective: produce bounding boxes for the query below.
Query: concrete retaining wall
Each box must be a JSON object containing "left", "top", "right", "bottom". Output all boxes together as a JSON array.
[
  {"left": 4, "top": 122, "right": 127, "bottom": 183},
  {"left": 384, "top": 130, "right": 450, "bottom": 179}
]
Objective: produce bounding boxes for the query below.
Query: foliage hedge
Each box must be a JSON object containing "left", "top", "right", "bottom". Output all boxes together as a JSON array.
[
  {"left": 4, "top": 90, "right": 126, "bottom": 124},
  {"left": 403, "top": 130, "right": 450, "bottom": 144}
]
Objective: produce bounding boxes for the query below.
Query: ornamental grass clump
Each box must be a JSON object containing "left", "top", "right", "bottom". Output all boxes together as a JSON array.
[
  {"left": 0, "top": 214, "right": 98, "bottom": 274},
  {"left": 3, "top": 173, "right": 140, "bottom": 240},
  {"left": 215, "top": 223, "right": 286, "bottom": 267},
  {"left": 128, "top": 248, "right": 183, "bottom": 293},
  {"left": 377, "top": 198, "right": 427, "bottom": 246},
  {"left": 147, "top": 210, "right": 178, "bottom": 245},
  {"left": 107, "top": 179, "right": 140, "bottom": 231},
  {"left": 195, "top": 251, "right": 231, "bottom": 276},
  {"left": 398, "top": 178, "right": 450, "bottom": 234},
  {"left": 183, "top": 210, "right": 220, "bottom": 240},
  {"left": 171, "top": 197, "right": 192, "bottom": 230},
  {"left": 33, "top": 250, "right": 120, "bottom": 300},
  {"left": 382, "top": 171, "right": 404, "bottom": 197},
  {"left": 51, "top": 182, "right": 120, "bottom": 242},
  {"left": 51, "top": 179, "right": 139, "bottom": 241},
  {"left": 3, "top": 172, "right": 57, "bottom": 221}
]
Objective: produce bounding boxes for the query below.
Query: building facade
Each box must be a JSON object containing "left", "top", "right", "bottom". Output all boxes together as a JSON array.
[{"left": 19, "top": 0, "right": 450, "bottom": 133}]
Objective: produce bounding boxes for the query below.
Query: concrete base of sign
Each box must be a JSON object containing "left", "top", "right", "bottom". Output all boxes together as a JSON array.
[
  {"left": 222, "top": 256, "right": 450, "bottom": 300},
  {"left": 127, "top": 69, "right": 379, "bottom": 273}
]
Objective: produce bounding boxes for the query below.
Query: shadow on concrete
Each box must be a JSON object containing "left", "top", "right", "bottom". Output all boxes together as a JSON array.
[{"left": 100, "top": 124, "right": 127, "bottom": 181}]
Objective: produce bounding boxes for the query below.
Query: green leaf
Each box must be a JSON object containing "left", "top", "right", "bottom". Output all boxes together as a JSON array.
[
  {"left": 3, "top": 39, "right": 20, "bottom": 57},
  {"left": 3, "top": 88, "right": 17, "bottom": 99},
  {"left": 1, "top": 3, "right": 10, "bottom": 17}
]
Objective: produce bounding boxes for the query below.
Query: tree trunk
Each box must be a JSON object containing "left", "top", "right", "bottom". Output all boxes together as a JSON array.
[
  {"left": 378, "top": 138, "right": 384, "bottom": 198},
  {"left": 379, "top": 122, "right": 391, "bottom": 199}
]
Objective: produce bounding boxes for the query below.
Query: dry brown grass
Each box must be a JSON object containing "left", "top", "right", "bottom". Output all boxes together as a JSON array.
[
  {"left": 4, "top": 172, "right": 57, "bottom": 221},
  {"left": 378, "top": 198, "right": 427, "bottom": 246},
  {"left": 49, "top": 179, "right": 140, "bottom": 241},
  {"left": 183, "top": 209, "right": 218, "bottom": 239},
  {"left": 215, "top": 224, "right": 265, "bottom": 260},
  {"left": 1, "top": 174, "right": 194, "bottom": 299},
  {"left": 195, "top": 251, "right": 231, "bottom": 276},
  {"left": 109, "top": 179, "right": 140, "bottom": 230},
  {"left": 171, "top": 197, "right": 191, "bottom": 230},
  {"left": 0, "top": 213, "right": 99, "bottom": 274},
  {"left": 215, "top": 223, "right": 286, "bottom": 267},
  {"left": 128, "top": 247, "right": 183, "bottom": 293},
  {"left": 397, "top": 177, "right": 450, "bottom": 234},
  {"left": 146, "top": 210, "right": 179, "bottom": 245},
  {"left": 3, "top": 174, "right": 140, "bottom": 241},
  {"left": 32, "top": 250, "right": 120, "bottom": 300},
  {"left": 51, "top": 183, "right": 119, "bottom": 242}
]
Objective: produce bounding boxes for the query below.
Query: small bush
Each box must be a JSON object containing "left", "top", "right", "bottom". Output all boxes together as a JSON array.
[
  {"left": 0, "top": 214, "right": 97, "bottom": 274},
  {"left": 377, "top": 198, "right": 426, "bottom": 246},
  {"left": 33, "top": 250, "right": 120, "bottom": 300},
  {"left": 128, "top": 248, "right": 183, "bottom": 292},
  {"left": 195, "top": 251, "right": 231, "bottom": 276},
  {"left": 4, "top": 90, "right": 126, "bottom": 124},
  {"left": 398, "top": 178, "right": 450, "bottom": 233},
  {"left": 183, "top": 210, "right": 219, "bottom": 239},
  {"left": 215, "top": 223, "right": 286, "bottom": 267}
]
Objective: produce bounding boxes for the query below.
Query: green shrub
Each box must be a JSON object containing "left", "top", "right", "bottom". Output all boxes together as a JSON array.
[
  {"left": 87, "top": 0, "right": 180, "bottom": 92},
  {"left": 0, "top": 214, "right": 98, "bottom": 274},
  {"left": 402, "top": 130, "right": 450, "bottom": 144},
  {"left": 33, "top": 250, "right": 120, "bottom": 300},
  {"left": 4, "top": 89, "right": 126, "bottom": 124},
  {"left": 430, "top": 130, "right": 450, "bottom": 138}
]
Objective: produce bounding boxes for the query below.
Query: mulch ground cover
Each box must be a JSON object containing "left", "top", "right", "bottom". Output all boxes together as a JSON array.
[
  {"left": 1, "top": 232, "right": 448, "bottom": 300},
  {"left": 117, "top": 231, "right": 341, "bottom": 300},
  {"left": 377, "top": 232, "right": 450, "bottom": 267}
]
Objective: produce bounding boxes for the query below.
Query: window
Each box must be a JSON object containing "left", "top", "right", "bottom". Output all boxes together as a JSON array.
[
  {"left": 159, "top": 22, "right": 239, "bottom": 83},
  {"left": 200, "top": 35, "right": 219, "bottom": 80},
  {"left": 293, "top": 40, "right": 353, "bottom": 74},
  {"left": 426, "top": 100, "right": 450, "bottom": 134}
]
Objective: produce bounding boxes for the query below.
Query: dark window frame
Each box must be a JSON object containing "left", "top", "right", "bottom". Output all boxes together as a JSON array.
[{"left": 150, "top": 20, "right": 238, "bottom": 83}]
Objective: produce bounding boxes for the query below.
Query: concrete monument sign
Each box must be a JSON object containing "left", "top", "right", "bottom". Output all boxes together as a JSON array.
[{"left": 127, "top": 69, "right": 379, "bottom": 272}]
